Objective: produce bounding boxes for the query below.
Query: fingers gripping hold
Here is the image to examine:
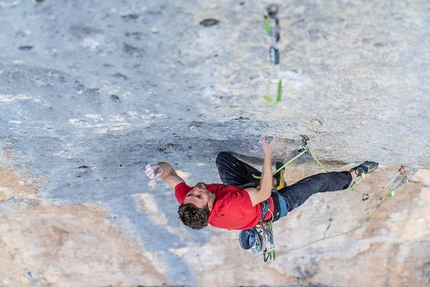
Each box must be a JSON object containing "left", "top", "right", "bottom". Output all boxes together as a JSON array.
[
  {"left": 145, "top": 164, "right": 163, "bottom": 179},
  {"left": 262, "top": 136, "right": 279, "bottom": 155}
]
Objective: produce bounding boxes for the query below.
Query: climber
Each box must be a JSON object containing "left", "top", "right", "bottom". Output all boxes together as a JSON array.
[{"left": 145, "top": 136, "right": 378, "bottom": 231}]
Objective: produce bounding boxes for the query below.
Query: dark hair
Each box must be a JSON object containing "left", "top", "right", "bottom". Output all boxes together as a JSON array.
[{"left": 178, "top": 203, "right": 210, "bottom": 230}]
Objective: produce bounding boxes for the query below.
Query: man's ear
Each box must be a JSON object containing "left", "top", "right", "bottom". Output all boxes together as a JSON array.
[{"left": 207, "top": 195, "right": 215, "bottom": 212}]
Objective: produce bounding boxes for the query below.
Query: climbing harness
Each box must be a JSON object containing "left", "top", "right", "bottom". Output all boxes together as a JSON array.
[
  {"left": 239, "top": 196, "right": 275, "bottom": 261},
  {"left": 241, "top": 135, "right": 329, "bottom": 262},
  {"left": 263, "top": 4, "right": 283, "bottom": 104}
]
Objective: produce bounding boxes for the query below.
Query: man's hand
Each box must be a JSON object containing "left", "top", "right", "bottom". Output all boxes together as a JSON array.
[
  {"left": 247, "top": 136, "right": 279, "bottom": 206},
  {"left": 145, "top": 164, "right": 163, "bottom": 179},
  {"left": 262, "top": 136, "right": 279, "bottom": 155},
  {"left": 145, "top": 162, "right": 185, "bottom": 189}
]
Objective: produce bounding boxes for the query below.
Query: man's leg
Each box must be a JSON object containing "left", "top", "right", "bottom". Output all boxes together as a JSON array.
[
  {"left": 215, "top": 152, "right": 261, "bottom": 186},
  {"left": 278, "top": 171, "right": 352, "bottom": 212}
]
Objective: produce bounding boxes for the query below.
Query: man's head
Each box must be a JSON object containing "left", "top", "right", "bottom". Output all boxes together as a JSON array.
[{"left": 178, "top": 182, "right": 214, "bottom": 230}]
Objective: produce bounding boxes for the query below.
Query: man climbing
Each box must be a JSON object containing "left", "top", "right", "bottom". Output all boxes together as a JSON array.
[{"left": 145, "top": 136, "right": 378, "bottom": 231}]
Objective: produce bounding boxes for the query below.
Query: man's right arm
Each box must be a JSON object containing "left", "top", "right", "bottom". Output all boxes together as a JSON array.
[{"left": 146, "top": 162, "right": 185, "bottom": 189}]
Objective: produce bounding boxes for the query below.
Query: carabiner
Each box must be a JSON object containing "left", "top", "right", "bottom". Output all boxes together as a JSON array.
[{"left": 264, "top": 4, "right": 280, "bottom": 42}]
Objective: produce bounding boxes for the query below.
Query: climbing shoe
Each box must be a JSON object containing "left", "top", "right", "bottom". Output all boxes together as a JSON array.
[
  {"left": 274, "top": 162, "right": 287, "bottom": 190},
  {"left": 352, "top": 161, "right": 379, "bottom": 178}
]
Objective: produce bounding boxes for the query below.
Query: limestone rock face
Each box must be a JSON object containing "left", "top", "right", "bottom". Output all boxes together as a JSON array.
[
  {"left": 0, "top": 0, "right": 429, "bottom": 286},
  {"left": 0, "top": 161, "right": 168, "bottom": 286}
]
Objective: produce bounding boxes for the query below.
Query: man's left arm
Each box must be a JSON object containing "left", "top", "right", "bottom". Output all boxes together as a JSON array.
[{"left": 246, "top": 136, "right": 278, "bottom": 206}]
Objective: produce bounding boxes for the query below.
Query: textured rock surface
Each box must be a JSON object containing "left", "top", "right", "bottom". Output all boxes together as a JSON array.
[{"left": 0, "top": 0, "right": 429, "bottom": 286}]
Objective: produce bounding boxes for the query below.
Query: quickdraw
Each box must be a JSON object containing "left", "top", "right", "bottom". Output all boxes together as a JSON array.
[
  {"left": 263, "top": 4, "right": 283, "bottom": 104},
  {"left": 264, "top": 5, "right": 280, "bottom": 43},
  {"left": 276, "top": 135, "right": 329, "bottom": 174}
]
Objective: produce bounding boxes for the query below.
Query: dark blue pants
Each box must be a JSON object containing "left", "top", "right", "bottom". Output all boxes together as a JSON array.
[{"left": 215, "top": 152, "right": 352, "bottom": 212}]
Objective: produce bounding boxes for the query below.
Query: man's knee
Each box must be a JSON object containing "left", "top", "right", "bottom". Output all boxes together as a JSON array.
[{"left": 216, "top": 152, "right": 232, "bottom": 164}]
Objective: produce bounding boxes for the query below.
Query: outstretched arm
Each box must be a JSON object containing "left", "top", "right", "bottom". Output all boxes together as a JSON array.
[
  {"left": 145, "top": 162, "right": 184, "bottom": 189},
  {"left": 246, "top": 136, "right": 278, "bottom": 206}
]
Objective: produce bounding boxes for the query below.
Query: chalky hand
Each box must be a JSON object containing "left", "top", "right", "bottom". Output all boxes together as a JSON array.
[{"left": 145, "top": 164, "right": 163, "bottom": 179}]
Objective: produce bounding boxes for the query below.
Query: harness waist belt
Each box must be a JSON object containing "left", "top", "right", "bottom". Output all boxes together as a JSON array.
[
  {"left": 260, "top": 189, "right": 289, "bottom": 222},
  {"left": 259, "top": 199, "right": 270, "bottom": 221},
  {"left": 271, "top": 190, "right": 288, "bottom": 221}
]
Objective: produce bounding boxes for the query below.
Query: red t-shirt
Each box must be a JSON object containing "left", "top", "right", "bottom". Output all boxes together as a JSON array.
[{"left": 175, "top": 182, "right": 274, "bottom": 230}]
